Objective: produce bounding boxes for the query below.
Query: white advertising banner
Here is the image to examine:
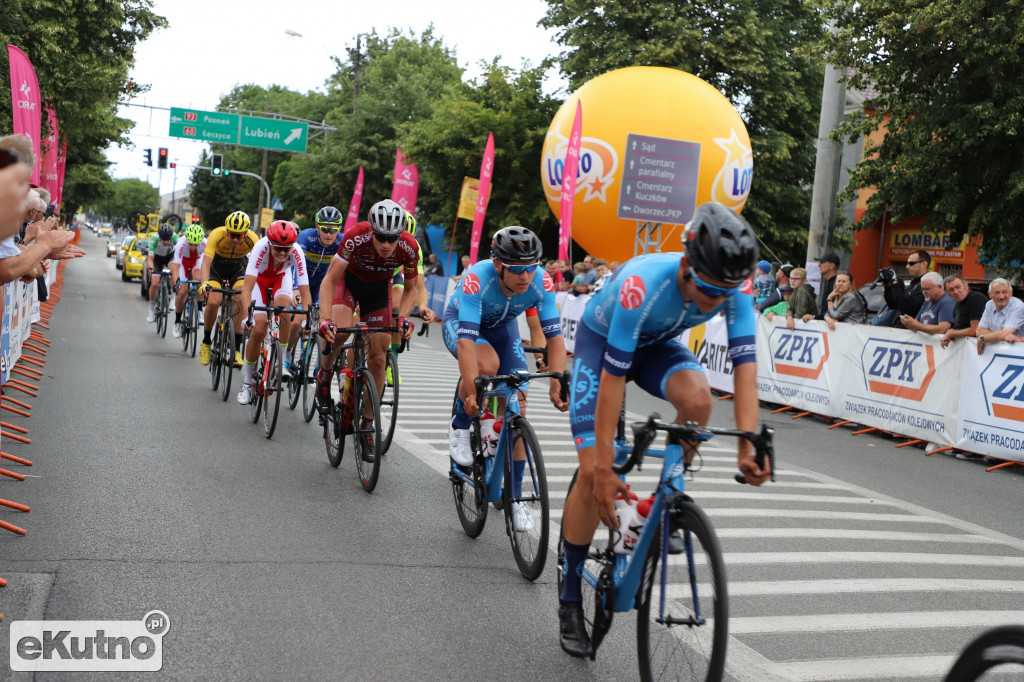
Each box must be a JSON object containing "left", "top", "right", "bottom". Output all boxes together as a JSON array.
[
  {"left": 680, "top": 314, "right": 735, "bottom": 394},
  {"left": 756, "top": 318, "right": 836, "bottom": 415},
  {"left": 558, "top": 293, "right": 590, "bottom": 355},
  {"left": 957, "top": 341, "right": 1024, "bottom": 462}
]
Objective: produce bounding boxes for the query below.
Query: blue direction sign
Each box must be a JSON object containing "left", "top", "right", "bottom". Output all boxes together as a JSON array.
[
  {"left": 271, "top": 198, "right": 284, "bottom": 211},
  {"left": 616, "top": 133, "right": 701, "bottom": 224}
]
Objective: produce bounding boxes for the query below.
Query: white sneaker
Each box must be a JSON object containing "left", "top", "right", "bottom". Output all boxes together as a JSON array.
[
  {"left": 512, "top": 501, "right": 534, "bottom": 532},
  {"left": 448, "top": 421, "right": 473, "bottom": 466},
  {"left": 281, "top": 362, "right": 292, "bottom": 380},
  {"left": 146, "top": 308, "right": 156, "bottom": 323},
  {"left": 236, "top": 382, "right": 254, "bottom": 405},
  {"left": 172, "top": 323, "right": 183, "bottom": 338}
]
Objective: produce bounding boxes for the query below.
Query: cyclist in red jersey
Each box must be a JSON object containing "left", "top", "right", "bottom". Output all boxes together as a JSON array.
[{"left": 316, "top": 200, "right": 420, "bottom": 446}]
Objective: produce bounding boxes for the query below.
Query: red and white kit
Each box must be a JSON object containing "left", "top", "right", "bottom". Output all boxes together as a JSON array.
[
  {"left": 246, "top": 237, "right": 309, "bottom": 312},
  {"left": 172, "top": 238, "right": 206, "bottom": 282}
]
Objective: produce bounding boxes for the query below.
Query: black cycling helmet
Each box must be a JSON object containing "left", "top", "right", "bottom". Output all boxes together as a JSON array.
[
  {"left": 157, "top": 223, "right": 174, "bottom": 241},
  {"left": 315, "top": 205, "right": 343, "bottom": 227},
  {"left": 491, "top": 226, "right": 543, "bottom": 264},
  {"left": 683, "top": 202, "right": 759, "bottom": 285}
]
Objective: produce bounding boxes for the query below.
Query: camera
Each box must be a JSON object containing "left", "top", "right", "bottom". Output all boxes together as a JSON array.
[{"left": 877, "top": 267, "right": 896, "bottom": 284}]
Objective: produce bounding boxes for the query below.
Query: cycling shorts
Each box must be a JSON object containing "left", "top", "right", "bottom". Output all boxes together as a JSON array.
[
  {"left": 332, "top": 271, "right": 392, "bottom": 328},
  {"left": 152, "top": 253, "right": 173, "bottom": 274},
  {"left": 569, "top": 321, "right": 704, "bottom": 451},
  {"left": 209, "top": 257, "right": 247, "bottom": 287},
  {"left": 250, "top": 271, "right": 293, "bottom": 316},
  {"left": 178, "top": 258, "right": 201, "bottom": 283},
  {"left": 442, "top": 307, "right": 529, "bottom": 394}
]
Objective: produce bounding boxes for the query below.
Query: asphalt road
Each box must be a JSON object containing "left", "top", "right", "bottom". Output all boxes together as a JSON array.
[{"left": 2, "top": 236, "right": 1024, "bottom": 681}]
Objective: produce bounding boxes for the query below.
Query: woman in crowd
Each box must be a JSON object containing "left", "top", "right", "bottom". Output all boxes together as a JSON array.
[{"left": 824, "top": 271, "right": 867, "bottom": 330}]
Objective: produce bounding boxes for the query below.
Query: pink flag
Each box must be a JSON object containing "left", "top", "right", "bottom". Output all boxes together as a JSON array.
[
  {"left": 344, "top": 166, "right": 365, "bottom": 231},
  {"left": 390, "top": 148, "right": 419, "bottom": 215},
  {"left": 55, "top": 136, "right": 67, "bottom": 207},
  {"left": 7, "top": 45, "right": 42, "bottom": 186},
  {"left": 468, "top": 132, "right": 495, "bottom": 264},
  {"left": 558, "top": 100, "right": 583, "bottom": 263},
  {"left": 39, "top": 103, "right": 60, "bottom": 202}
]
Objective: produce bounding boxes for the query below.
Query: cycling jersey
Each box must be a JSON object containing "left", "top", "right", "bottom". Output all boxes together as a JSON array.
[
  {"left": 335, "top": 221, "right": 419, "bottom": 283},
  {"left": 246, "top": 237, "right": 309, "bottom": 286},
  {"left": 148, "top": 234, "right": 177, "bottom": 258},
  {"left": 392, "top": 239, "right": 425, "bottom": 285},
  {"left": 296, "top": 228, "right": 340, "bottom": 299},
  {"left": 172, "top": 238, "right": 206, "bottom": 281},
  {"left": 445, "top": 261, "right": 561, "bottom": 342},
  {"left": 204, "top": 226, "right": 260, "bottom": 261},
  {"left": 581, "top": 252, "right": 757, "bottom": 375}
]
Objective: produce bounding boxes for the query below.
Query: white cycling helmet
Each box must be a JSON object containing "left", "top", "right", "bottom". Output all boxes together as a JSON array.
[{"left": 367, "top": 199, "right": 407, "bottom": 237}]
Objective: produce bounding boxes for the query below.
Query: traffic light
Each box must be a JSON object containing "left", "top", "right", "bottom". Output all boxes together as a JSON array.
[
  {"left": 143, "top": 149, "right": 152, "bottom": 166},
  {"left": 169, "top": 162, "right": 176, "bottom": 169},
  {"left": 211, "top": 153, "right": 223, "bottom": 176},
  {"left": 157, "top": 147, "right": 168, "bottom": 169}
]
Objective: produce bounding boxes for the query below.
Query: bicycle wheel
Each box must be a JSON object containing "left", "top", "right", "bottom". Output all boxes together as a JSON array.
[
  {"left": 450, "top": 379, "right": 488, "bottom": 537},
  {"left": 324, "top": 367, "right": 345, "bottom": 467},
  {"left": 263, "top": 340, "right": 283, "bottom": 438},
  {"left": 187, "top": 297, "right": 199, "bottom": 357},
  {"left": 353, "top": 368, "right": 382, "bottom": 492},
  {"left": 636, "top": 499, "right": 728, "bottom": 682},
  {"left": 219, "top": 321, "right": 234, "bottom": 402},
  {"left": 158, "top": 282, "right": 170, "bottom": 338},
  {"left": 502, "top": 417, "right": 549, "bottom": 581},
  {"left": 210, "top": 324, "right": 223, "bottom": 390},
  {"left": 945, "top": 625, "right": 1024, "bottom": 681},
  {"left": 379, "top": 349, "right": 399, "bottom": 453},
  {"left": 155, "top": 282, "right": 166, "bottom": 336},
  {"left": 181, "top": 298, "right": 191, "bottom": 352},
  {"left": 287, "top": 337, "right": 302, "bottom": 410},
  {"left": 301, "top": 338, "right": 320, "bottom": 423}
]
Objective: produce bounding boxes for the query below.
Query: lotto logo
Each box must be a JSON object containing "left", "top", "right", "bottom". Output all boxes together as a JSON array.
[
  {"left": 462, "top": 273, "right": 480, "bottom": 295},
  {"left": 619, "top": 276, "right": 646, "bottom": 310},
  {"left": 542, "top": 272, "right": 555, "bottom": 292}
]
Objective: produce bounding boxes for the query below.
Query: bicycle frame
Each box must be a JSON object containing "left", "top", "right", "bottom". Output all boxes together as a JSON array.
[{"left": 448, "top": 380, "right": 524, "bottom": 503}]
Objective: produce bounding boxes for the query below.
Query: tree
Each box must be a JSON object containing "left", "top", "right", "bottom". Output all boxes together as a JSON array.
[
  {"left": 540, "top": 0, "right": 825, "bottom": 264},
  {"left": 92, "top": 177, "right": 159, "bottom": 220},
  {"left": 824, "top": 0, "right": 1024, "bottom": 269}
]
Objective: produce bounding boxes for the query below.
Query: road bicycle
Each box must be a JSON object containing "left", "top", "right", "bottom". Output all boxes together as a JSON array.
[
  {"left": 448, "top": 365, "right": 568, "bottom": 581},
  {"left": 179, "top": 279, "right": 202, "bottom": 357},
  {"left": 321, "top": 322, "right": 401, "bottom": 493},
  {"left": 154, "top": 268, "right": 172, "bottom": 338},
  {"left": 556, "top": 413, "right": 774, "bottom": 679},
  {"left": 206, "top": 286, "right": 241, "bottom": 402},
  {"left": 245, "top": 301, "right": 308, "bottom": 439},
  {"left": 288, "top": 302, "right": 319, "bottom": 421},
  {"left": 945, "top": 625, "right": 1024, "bottom": 680}
]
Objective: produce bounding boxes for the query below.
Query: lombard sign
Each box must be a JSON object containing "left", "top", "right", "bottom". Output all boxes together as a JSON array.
[
  {"left": 860, "top": 338, "right": 935, "bottom": 401},
  {"left": 767, "top": 327, "right": 829, "bottom": 379}
]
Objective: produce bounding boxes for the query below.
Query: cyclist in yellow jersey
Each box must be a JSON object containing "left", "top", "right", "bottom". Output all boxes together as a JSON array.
[
  {"left": 197, "top": 211, "right": 260, "bottom": 366},
  {"left": 390, "top": 211, "right": 435, "bottom": 351}
]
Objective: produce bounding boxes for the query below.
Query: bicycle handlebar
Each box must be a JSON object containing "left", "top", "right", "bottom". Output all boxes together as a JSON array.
[
  {"left": 473, "top": 370, "right": 570, "bottom": 408},
  {"left": 624, "top": 413, "right": 775, "bottom": 484},
  {"left": 321, "top": 322, "right": 401, "bottom": 355}
]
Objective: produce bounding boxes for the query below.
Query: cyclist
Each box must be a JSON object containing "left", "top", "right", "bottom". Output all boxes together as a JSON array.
[
  {"left": 556, "top": 202, "right": 772, "bottom": 658},
  {"left": 236, "top": 220, "right": 310, "bottom": 405},
  {"left": 197, "top": 211, "right": 259, "bottom": 367},
  {"left": 442, "top": 226, "right": 567, "bottom": 531},
  {"left": 316, "top": 199, "right": 423, "bottom": 462},
  {"left": 170, "top": 223, "right": 207, "bottom": 338},
  {"left": 389, "top": 210, "right": 435, "bottom": 352},
  {"left": 145, "top": 223, "right": 178, "bottom": 322}
]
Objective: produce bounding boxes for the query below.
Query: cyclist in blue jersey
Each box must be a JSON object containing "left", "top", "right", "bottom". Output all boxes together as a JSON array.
[
  {"left": 443, "top": 227, "right": 568, "bottom": 529},
  {"left": 557, "top": 202, "right": 772, "bottom": 658},
  {"left": 286, "top": 206, "right": 343, "bottom": 375}
]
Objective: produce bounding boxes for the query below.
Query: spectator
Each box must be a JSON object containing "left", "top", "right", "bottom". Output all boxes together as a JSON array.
[
  {"left": 785, "top": 267, "right": 818, "bottom": 330},
  {"left": 824, "top": 271, "right": 867, "bottom": 329},
  {"left": 900, "top": 271, "right": 954, "bottom": 334},
  {"left": 560, "top": 267, "right": 574, "bottom": 291},
  {"left": 940, "top": 275, "right": 988, "bottom": 348},
  {"left": 976, "top": 278, "right": 1024, "bottom": 354},
  {"left": 753, "top": 260, "right": 773, "bottom": 304},
  {"left": 763, "top": 284, "right": 793, "bottom": 320},
  {"left": 814, "top": 252, "right": 840, "bottom": 319},
  {"left": 609, "top": 260, "right": 620, "bottom": 272},
  {"left": 571, "top": 255, "right": 598, "bottom": 295},
  {"left": 451, "top": 254, "right": 471, "bottom": 279},
  {"left": 882, "top": 249, "right": 929, "bottom": 328},
  {"left": 423, "top": 253, "right": 443, "bottom": 277},
  {"left": 756, "top": 263, "right": 793, "bottom": 312}
]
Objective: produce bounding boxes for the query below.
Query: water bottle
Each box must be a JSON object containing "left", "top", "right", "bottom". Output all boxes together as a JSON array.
[
  {"left": 612, "top": 486, "right": 639, "bottom": 554},
  {"left": 479, "top": 410, "right": 498, "bottom": 456},
  {"left": 339, "top": 367, "right": 355, "bottom": 432},
  {"left": 622, "top": 495, "right": 655, "bottom": 554}
]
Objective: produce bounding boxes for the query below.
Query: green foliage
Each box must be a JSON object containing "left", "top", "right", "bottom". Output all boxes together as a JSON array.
[
  {"left": 541, "top": 0, "right": 825, "bottom": 264},
  {"left": 824, "top": 0, "right": 1024, "bottom": 270},
  {"left": 92, "top": 176, "right": 159, "bottom": 218},
  {"left": 0, "top": 0, "right": 166, "bottom": 210}
]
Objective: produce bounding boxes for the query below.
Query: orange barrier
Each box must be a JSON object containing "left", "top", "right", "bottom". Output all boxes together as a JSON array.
[
  {"left": 0, "top": 520, "right": 26, "bottom": 535},
  {"left": 828, "top": 420, "right": 853, "bottom": 429},
  {"left": 1, "top": 422, "right": 28, "bottom": 435},
  {"left": 1, "top": 431, "right": 30, "bottom": 444},
  {"left": 0, "top": 402, "right": 31, "bottom": 418},
  {"left": 0, "top": 499, "right": 29, "bottom": 512},
  {"left": 1, "top": 396, "right": 31, "bottom": 411},
  {"left": 11, "top": 366, "right": 42, "bottom": 381},
  {"left": 1, "top": 452, "right": 32, "bottom": 466},
  {"left": 1, "top": 468, "right": 25, "bottom": 481}
]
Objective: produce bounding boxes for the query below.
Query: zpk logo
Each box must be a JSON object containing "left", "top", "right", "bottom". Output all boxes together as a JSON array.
[
  {"left": 980, "top": 353, "right": 1024, "bottom": 421},
  {"left": 767, "top": 328, "right": 829, "bottom": 380},
  {"left": 860, "top": 338, "right": 935, "bottom": 401}
]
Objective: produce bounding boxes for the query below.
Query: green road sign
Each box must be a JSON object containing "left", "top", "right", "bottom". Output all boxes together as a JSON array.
[
  {"left": 239, "top": 116, "right": 308, "bottom": 153},
  {"left": 169, "top": 108, "right": 239, "bottom": 144}
]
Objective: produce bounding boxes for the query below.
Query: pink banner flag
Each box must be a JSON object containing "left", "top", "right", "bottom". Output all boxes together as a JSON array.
[
  {"left": 558, "top": 100, "right": 583, "bottom": 263},
  {"left": 344, "top": 166, "right": 365, "bottom": 231},
  {"left": 40, "top": 103, "right": 60, "bottom": 203},
  {"left": 55, "top": 136, "right": 67, "bottom": 207},
  {"left": 468, "top": 132, "right": 495, "bottom": 264},
  {"left": 7, "top": 45, "right": 42, "bottom": 186},
  {"left": 390, "top": 148, "right": 419, "bottom": 215}
]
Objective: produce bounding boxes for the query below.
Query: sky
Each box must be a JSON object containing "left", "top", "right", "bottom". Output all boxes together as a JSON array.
[{"left": 106, "top": 0, "right": 566, "bottom": 197}]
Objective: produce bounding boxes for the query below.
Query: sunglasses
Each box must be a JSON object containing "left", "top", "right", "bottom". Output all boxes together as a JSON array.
[
  {"left": 503, "top": 263, "right": 539, "bottom": 275},
  {"left": 318, "top": 226, "right": 340, "bottom": 234},
  {"left": 686, "top": 269, "right": 737, "bottom": 298},
  {"left": 374, "top": 233, "right": 399, "bottom": 244},
  {"left": 227, "top": 232, "right": 245, "bottom": 240},
  {"left": 907, "top": 260, "right": 922, "bottom": 265},
  {"left": 270, "top": 244, "right": 291, "bottom": 252}
]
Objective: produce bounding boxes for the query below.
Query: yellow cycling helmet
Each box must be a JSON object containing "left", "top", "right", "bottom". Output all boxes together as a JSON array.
[
  {"left": 405, "top": 210, "right": 418, "bottom": 236},
  {"left": 225, "top": 211, "right": 251, "bottom": 234}
]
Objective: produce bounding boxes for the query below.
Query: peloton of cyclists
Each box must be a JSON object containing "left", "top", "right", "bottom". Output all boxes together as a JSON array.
[
  {"left": 145, "top": 223, "right": 178, "bottom": 323},
  {"left": 170, "top": 223, "right": 207, "bottom": 338}
]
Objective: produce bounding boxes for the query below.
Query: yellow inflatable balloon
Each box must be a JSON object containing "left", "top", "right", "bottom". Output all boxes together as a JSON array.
[{"left": 541, "top": 66, "right": 752, "bottom": 265}]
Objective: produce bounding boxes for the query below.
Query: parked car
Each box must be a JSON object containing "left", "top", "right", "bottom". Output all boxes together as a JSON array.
[
  {"left": 115, "top": 235, "right": 133, "bottom": 270},
  {"left": 121, "top": 236, "right": 149, "bottom": 282},
  {"left": 106, "top": 233, "right": 128, "bottom": 258}
]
